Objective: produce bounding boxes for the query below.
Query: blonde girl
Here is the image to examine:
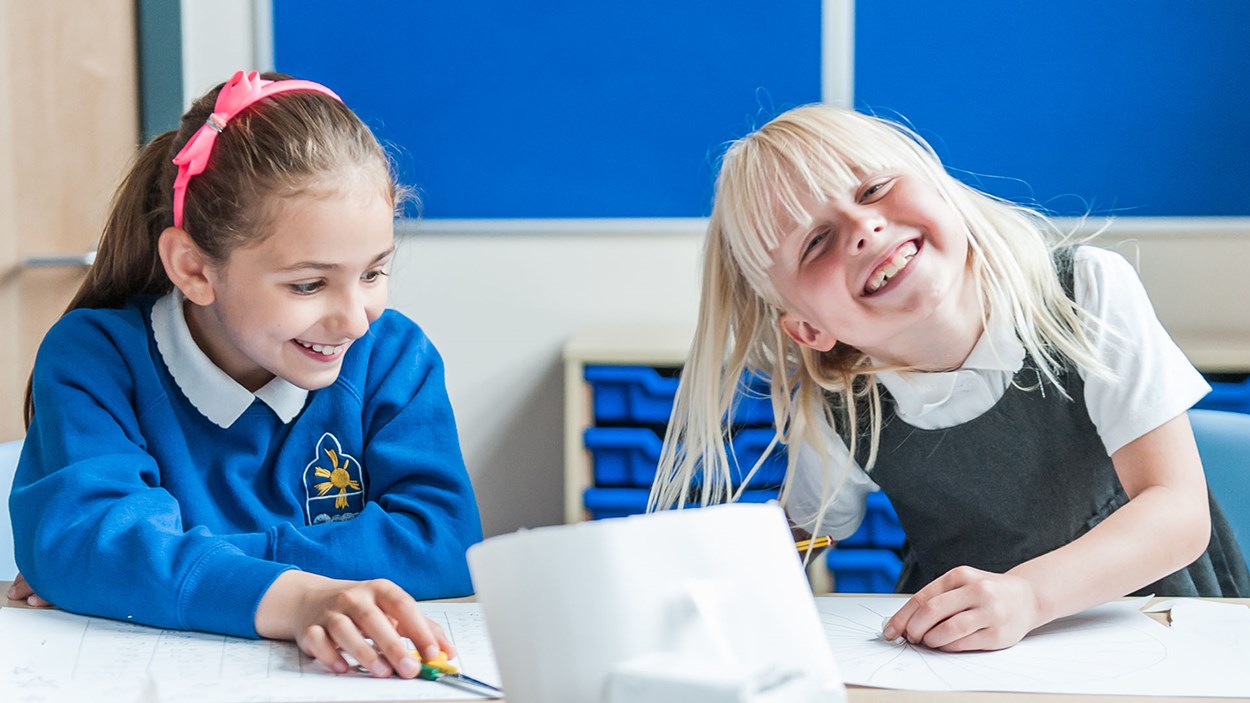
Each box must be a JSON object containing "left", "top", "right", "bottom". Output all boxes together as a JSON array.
[{"left": 651, "top": 105, "right": 1248, "bottom": 651}]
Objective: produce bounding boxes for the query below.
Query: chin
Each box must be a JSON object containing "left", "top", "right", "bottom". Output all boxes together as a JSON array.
[
  {"left": 282, "top": 372, "right": 340, "bottom": 392},
  {"left": 304, "top": 378, "right": 340, "bottom": 391}
]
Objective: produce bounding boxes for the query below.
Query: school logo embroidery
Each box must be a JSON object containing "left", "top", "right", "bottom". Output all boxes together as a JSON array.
[{"left": 303, "top": 433, "right": 366, "bottom": 524}]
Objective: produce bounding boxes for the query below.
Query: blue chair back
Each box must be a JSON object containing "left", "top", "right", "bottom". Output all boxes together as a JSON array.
[
  {"left": 0, "top": 439, "right": 21, "bottom": 581},
  {"left": 1190, "top": 409, "right": 1250, "bottom": 563}
]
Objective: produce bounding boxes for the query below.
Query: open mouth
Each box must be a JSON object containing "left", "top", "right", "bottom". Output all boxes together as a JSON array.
[
  {"left": 295, "top": 339, "right": 348, "bottom": 357},
  {"left": 864, "top": 240, "right": 919, "bottom": 295}
]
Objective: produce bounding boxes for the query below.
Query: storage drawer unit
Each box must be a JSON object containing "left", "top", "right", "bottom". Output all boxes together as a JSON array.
[
  {"left": 823, "top": 491, "right": 905, "bottom": 593},
  {"left": 584, "top": 364, "right": 774, "bottom": 426},
  {"left": 825, "top": 549, "right": 903, "bottom": 593},
  {"left": 564, "top": 328, "right": 904, "bottom": 594},
  {"left": 583, "top": 425, "right": 787, "bottom": 488}
]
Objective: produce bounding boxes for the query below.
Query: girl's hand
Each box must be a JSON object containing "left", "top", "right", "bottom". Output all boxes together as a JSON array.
[
  {"left": 256, "top": 571, "right": 455, "bottom": 678},
  {"left": 6, "top": 573, "right": 54, "bottom": 607},
  {"left": 882, "top": 565, "right": 1041, "bottom": 651}
]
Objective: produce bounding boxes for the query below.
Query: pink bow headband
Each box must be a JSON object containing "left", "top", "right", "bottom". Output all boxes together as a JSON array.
[{"left": 170, "top": 70, "right": 342, "bottom": 228}]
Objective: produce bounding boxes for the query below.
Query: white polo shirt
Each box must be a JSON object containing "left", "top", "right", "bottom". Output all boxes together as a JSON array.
[{"left": 151, "top": 290, "right": 308, "bottom": 429}]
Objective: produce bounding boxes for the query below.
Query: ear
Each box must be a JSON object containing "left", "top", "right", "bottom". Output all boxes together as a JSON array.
[
  {"left": 158, "top": 227, "right": 217, "bottom": 305},
  {"left": 779, "top": 312, "right": 837, "bottom": 352}
]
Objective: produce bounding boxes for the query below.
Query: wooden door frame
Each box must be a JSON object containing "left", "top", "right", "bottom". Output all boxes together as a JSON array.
[{"left": 0, "top": 2, "right": 139, "bottom": 441}]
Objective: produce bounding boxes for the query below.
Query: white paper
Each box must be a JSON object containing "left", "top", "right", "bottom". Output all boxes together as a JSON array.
[
  {"left": 818, "top": 596, "right": 1250, "bottom": 697},
  {"left": 467, "top": 503, "right": 846, "bottom": 703},
  {"left": 1166, "top": 599, "right": 1250, "bottom": 657},
  {"left": 0, "top": 603, "right": 500, "bottom": 703},
  {"left": 9, "top": 578, "right": 1247, "bottom": 700}
]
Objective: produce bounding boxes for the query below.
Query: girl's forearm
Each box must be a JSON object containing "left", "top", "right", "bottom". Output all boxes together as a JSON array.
[{"left": 1008, "top": 482, "right": 1210, "bottom": 626}]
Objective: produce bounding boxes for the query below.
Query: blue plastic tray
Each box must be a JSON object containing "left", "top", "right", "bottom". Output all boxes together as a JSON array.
[
  {"left": 584, "top": 426, "right": 787, "bottom": 488},
  {"left": 826, "top": 548, "right": 903, "bottom": 594},
  {"left": 838, "top": 492, "right": 905, "bottom": 549},
  {"left": 584, "top": 365, "right": 774, "bottom": 425}
]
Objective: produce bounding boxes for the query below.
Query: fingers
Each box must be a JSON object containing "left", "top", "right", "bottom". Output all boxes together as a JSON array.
[
  {"left": 378, "top": 585, "right": 453, "bottom": 662},
  {"left": 292, "top": 579, "right": 444, "bottom": 680},
  {"left": 353, "top": 588, "right": 422, "bottom": 679},
  {"left": 885, "top": 566, "right": 989, "bottom": 641},
  {"left": 913, "top": 602, "right": 989, "bottom": 650},
  {"left": 7, "top": 573, "right": 53, "bottom": 607},
  {"left": 883, "top": 575, "right": 951, "bottom": 641},
  {"left": 883, "top": 566, "right": 1036, "bottom": 652},
  {"left": 8, "top": 573, "right": 33, "bottom": 600},
  {"left": 329, "top": 609, "right": 406, "bottom": 678},
  {"left": 26, "top": 593, "right": 53, "bottom": 607},
  {"left": 298, "top": 624, "right": 351, "bottom": 675}
]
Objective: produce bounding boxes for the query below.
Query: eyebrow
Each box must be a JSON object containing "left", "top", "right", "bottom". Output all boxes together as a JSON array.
[{"left": 279, "top": 247, "right": 395, "bottom": 273}]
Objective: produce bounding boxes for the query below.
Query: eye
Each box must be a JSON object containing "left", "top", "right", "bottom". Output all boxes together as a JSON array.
[
  {"left": 362, "top": 269, "right": 390, "bottom": 284},
  {"left": 861, "top": 177, "right": 894, "bottom": 202},
  {"left": 801, "top": 230, "right": 829, "bottom": 262},
  {"left": 288, "top": 280, "right": 325, "bottom": 295}
]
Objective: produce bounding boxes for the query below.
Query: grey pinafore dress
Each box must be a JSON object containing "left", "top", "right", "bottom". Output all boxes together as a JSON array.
[{"left": 842, "top": 251, "right": 1250, "bottom": 597}]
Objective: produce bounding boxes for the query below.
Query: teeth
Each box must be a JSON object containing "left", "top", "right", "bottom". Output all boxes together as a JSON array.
[
  {"left": 298, "top": 340, "right": 346, "bottom": 356},
  {"left": 866, "top": 242, "right": 918, "bottom": 294}
]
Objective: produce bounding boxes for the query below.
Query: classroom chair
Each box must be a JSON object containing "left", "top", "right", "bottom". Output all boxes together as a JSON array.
[
  {"left": 1190, "top": 409, "right": 1250, "bottom": 564},
  {"left": 0, "top": 438, "right": 21, "bottom": 581}
]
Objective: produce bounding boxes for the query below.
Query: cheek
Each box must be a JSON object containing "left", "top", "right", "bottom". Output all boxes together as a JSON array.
[{"left": 365, "top": 289, "right": 388, "bottom": 324}]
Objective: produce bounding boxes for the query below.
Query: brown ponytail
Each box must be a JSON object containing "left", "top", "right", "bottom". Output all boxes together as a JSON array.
[{"left": 66, "top": 130, "right": 180, "bottom": 312}]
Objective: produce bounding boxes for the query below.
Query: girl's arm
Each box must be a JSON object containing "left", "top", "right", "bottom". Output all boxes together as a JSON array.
[
  {"left": 884, "top": 411, "right": 1209, "bottom": 650},
  {"left": 13, "top": 313, "right": 293, "bottom": 638},
  {"left": 885, "top": 248, "right": 1213, "bottom": 651}
]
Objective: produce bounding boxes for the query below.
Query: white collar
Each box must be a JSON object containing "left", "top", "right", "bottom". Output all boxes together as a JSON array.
[
  {"left": 151, "top": 290, "right": 308, "bottom": 428},
  {"left": 876, "top": 299, "right": 1026, "bottom": 417}
]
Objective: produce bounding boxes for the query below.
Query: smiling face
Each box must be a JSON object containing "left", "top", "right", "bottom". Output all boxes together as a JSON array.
[
  {"left": 768, "top": 168, "right": 980, "bottom": 367},
  {"left": 183, "top": 182, "right": 395, "bottom": 391}
]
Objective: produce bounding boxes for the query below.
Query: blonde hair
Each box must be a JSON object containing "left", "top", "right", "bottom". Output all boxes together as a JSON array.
[{"left": 649, "top": 105, "right": 1106, "bottom": 527}]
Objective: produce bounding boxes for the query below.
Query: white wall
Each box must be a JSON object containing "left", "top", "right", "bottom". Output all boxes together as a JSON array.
[
  {"left": 180, "top": 0, "right": 272, "bottom": 105},
  {"left": 388, "top": 222, "right": 705, "bottom": 536}
]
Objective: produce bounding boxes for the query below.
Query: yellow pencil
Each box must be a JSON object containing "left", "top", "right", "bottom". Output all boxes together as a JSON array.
[{"left": 794, "top": 535, "right": 833, "bottom": 551}]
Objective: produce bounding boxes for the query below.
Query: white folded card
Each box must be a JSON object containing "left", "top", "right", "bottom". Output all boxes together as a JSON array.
[{"left": 467, "top": 503, "right": 845, "bottom": 703}]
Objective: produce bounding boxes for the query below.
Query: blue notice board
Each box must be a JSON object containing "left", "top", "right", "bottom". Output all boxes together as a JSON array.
[
  {"left": 855, "top": 1, "right": 1250, "bottom": 217},
  {"left": 273, "top": 1, "right": 822, "bottom": 219}
]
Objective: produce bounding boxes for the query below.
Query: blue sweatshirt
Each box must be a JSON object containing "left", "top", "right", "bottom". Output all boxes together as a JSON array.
[{"left": 11, "top": 295, "right": 483, "bottom": 638}]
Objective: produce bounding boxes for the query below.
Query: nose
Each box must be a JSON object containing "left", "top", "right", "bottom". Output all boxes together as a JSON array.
[
  {"left": 847, "top": 207, "right": 886, "bottom": 255},
  {"left": 329, "top": 288, "right": 373, "bottom": 341}
]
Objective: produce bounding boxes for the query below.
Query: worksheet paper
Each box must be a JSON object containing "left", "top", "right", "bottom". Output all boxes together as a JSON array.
[
  {"left": 819, "top": 596, "right": 1250, "bottom": 697},
  {"left": 6, "top": 597, "right": 1250, "bottom": 701},
  {"left": 1, "top": 603, "right": 500, "bottom": 703}
]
